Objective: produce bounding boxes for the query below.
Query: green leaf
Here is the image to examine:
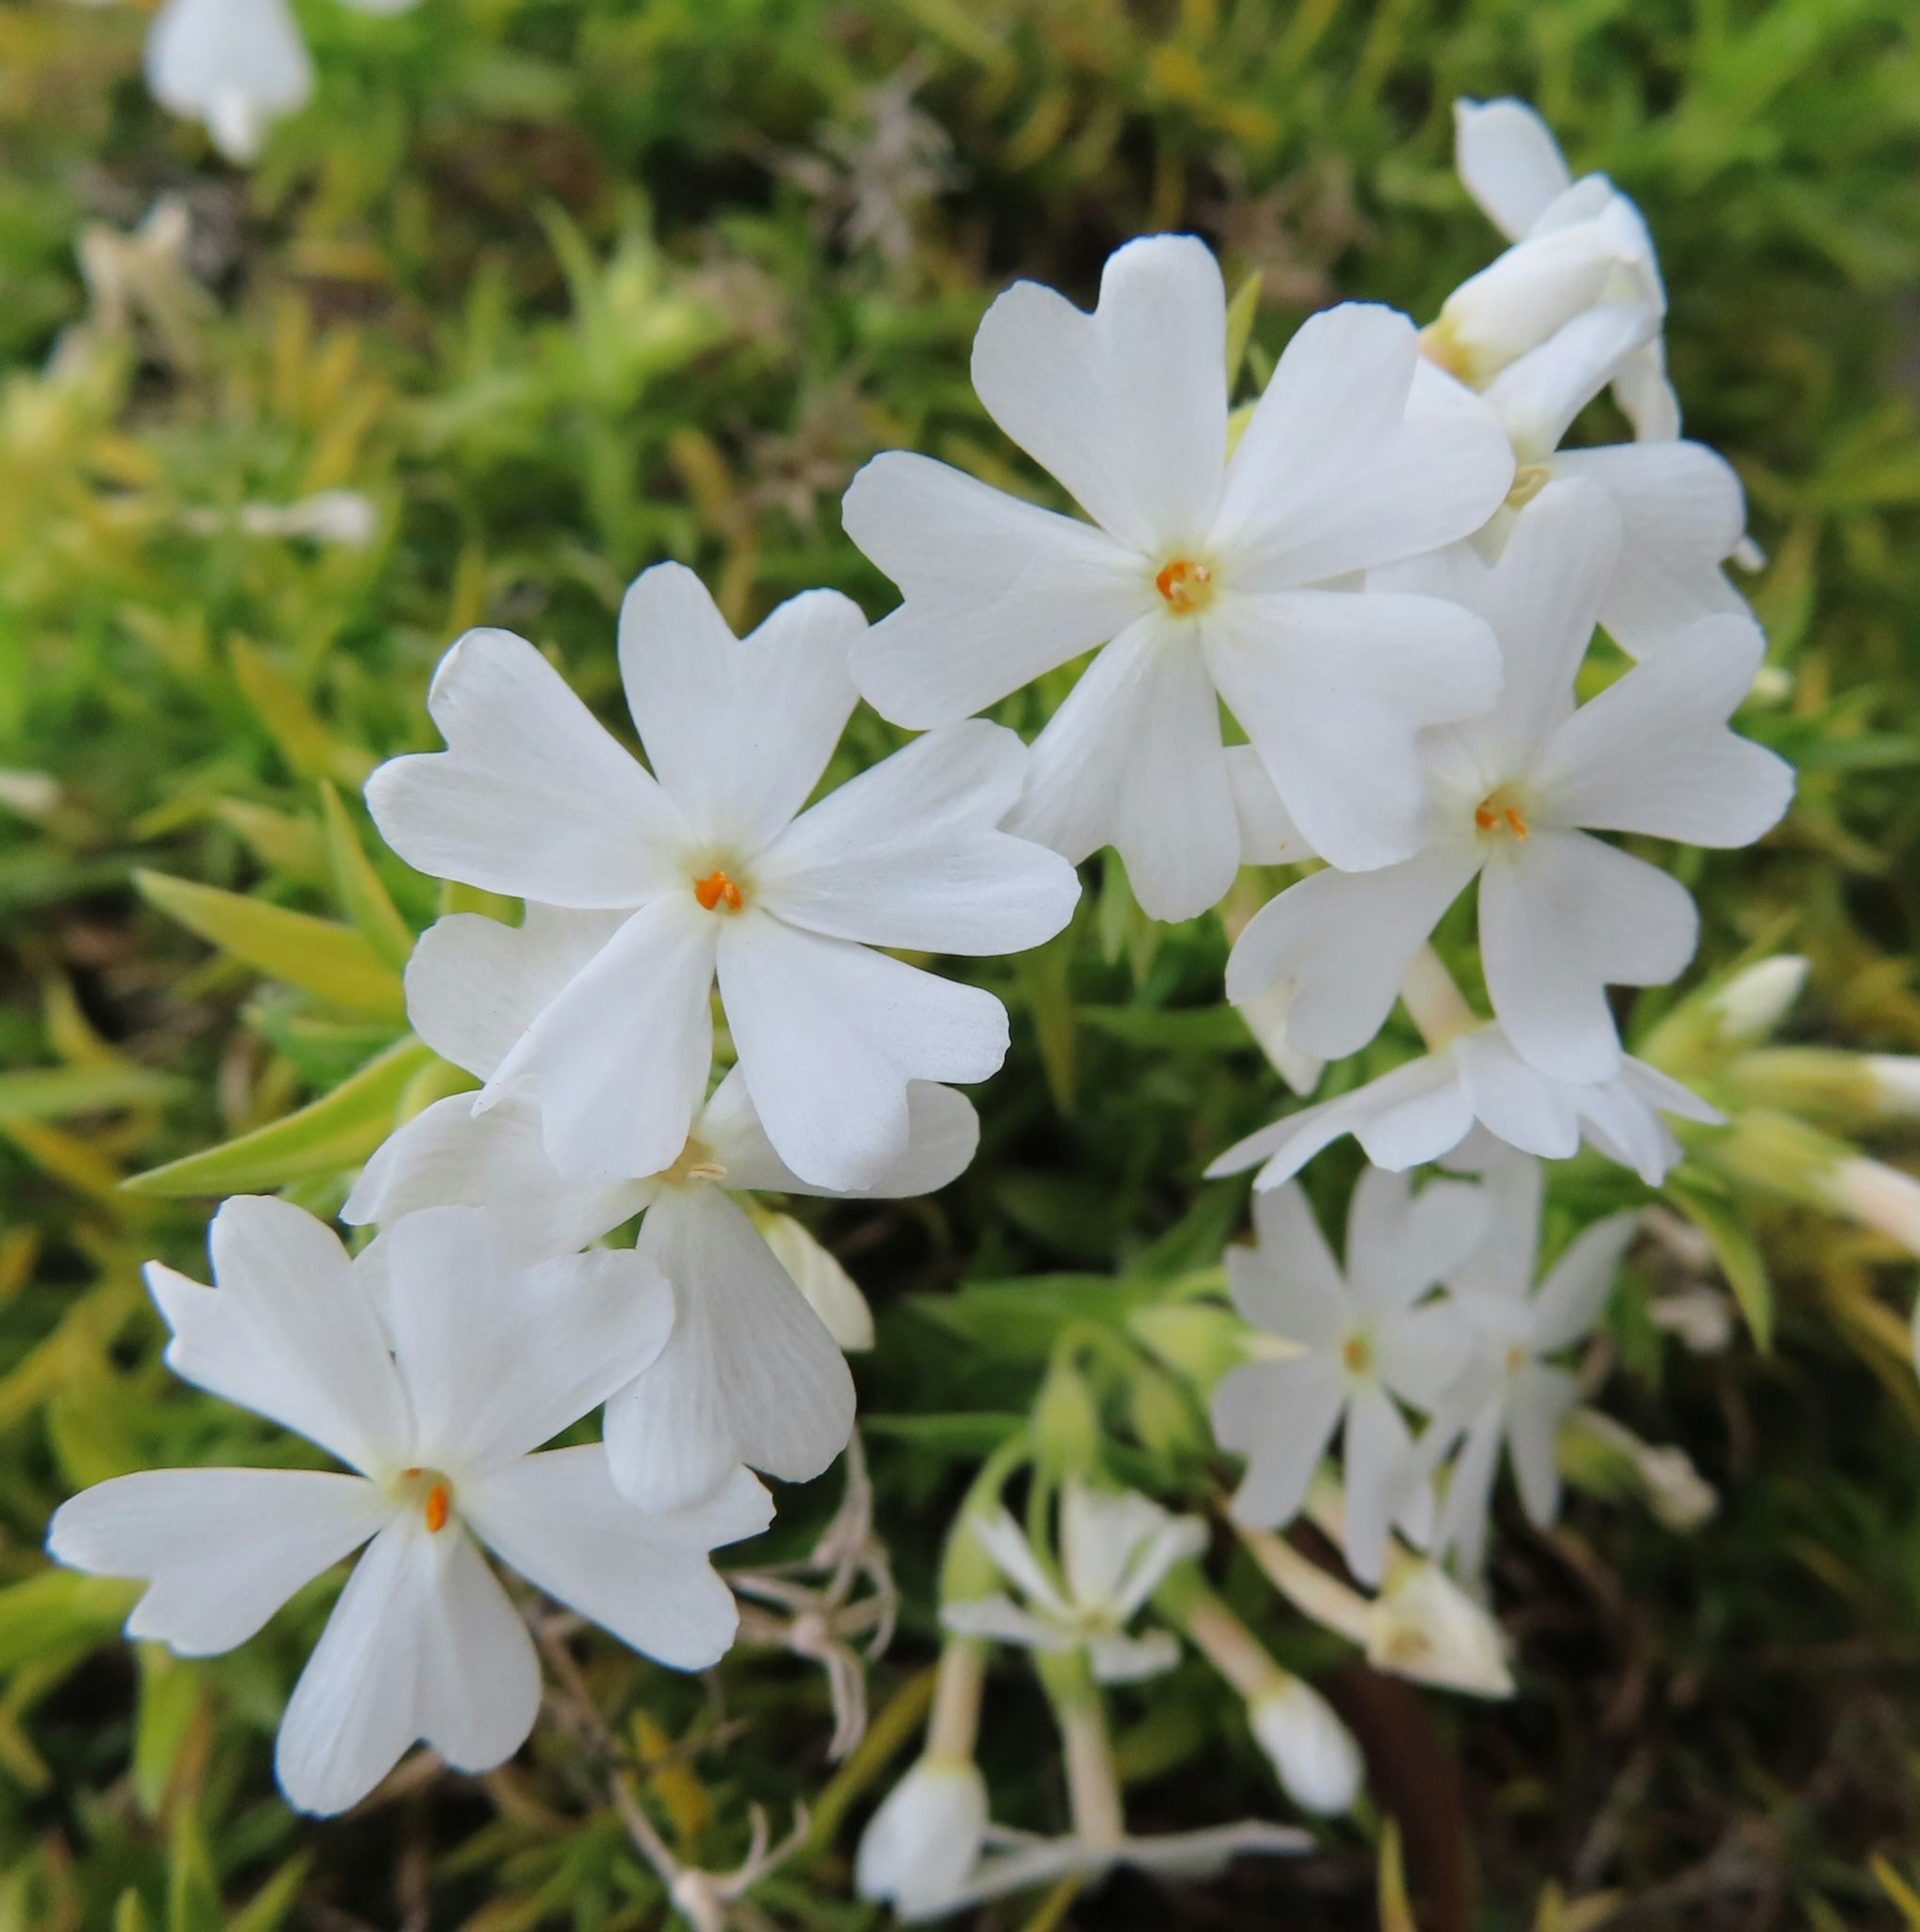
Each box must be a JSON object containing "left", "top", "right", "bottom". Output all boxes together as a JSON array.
[
  {"left": 1664, "top": 1170, "right": 1774, "bottom": 1351},
  {"left": 224, "top": 1857, "right": 312, "bottom": 1932},
  {"left": 319, "top": 782, "right": 416, "bottom": 972},
  {"left": 228, "top": 636, "right": 373, "bottom": 788},
  {"left": 0, "top": 1062, "right": 184, "bottom": 1120},
  {"left": 1224, "top": 269, "right": 1262, "bottom": 383},
  {"left": 166, "top": 1801, "right": 221, "bottom": 1932},
  {"left": 124, "top": 1036, "right": 438, "bottom": 1196},
  {"left": 860, "top": 1412, "right": 1028, "bottom": 1455},
  {"left": 134, "top": 1646, "right": 203, "bottom": 1819},
  {"left": 137, "top": 870, "right": 406, "bottom": 1022},
  {"left": 0, "top": 1569, "right": 138, "bottom": 1675},
  {"left": 1078, "top": 1004, "right": 1252, "bottom": 1053}
]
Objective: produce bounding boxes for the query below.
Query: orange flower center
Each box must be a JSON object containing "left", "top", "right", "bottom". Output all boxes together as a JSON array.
[
  {"left": 693, "top": 869, "right": 744, "bottom": 913},
  {"left": 400, "top": 1466, "right": 454, "bottom": 1533},
  {"left": 1154, "top": 557, "right": 1215, "bottom": 615},
  {"left": 1474, "top": 786, "right": 1531, "bottom": 841}
]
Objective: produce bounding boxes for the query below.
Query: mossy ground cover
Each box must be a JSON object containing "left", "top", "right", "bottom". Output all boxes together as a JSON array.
[{"left": 2, "top": 1, "right": 1920, "bottom": 1926}]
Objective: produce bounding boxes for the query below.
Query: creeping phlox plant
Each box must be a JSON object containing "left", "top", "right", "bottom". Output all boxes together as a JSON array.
[{"left": 50, "top": 92, "right": 1920, "bottom": 1925}]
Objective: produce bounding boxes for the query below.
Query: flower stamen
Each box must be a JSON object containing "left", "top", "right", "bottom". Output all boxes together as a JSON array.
[
  {"left": 425, "top": 1482, "right": 450, "bottom": 1533},
  {"left": 1474, "top": 788, "right": 1531, "bottom": 841},
  {"left": 1154, "top": 558, "right": 1214, "bottom": 615},
  {"left": 694, "top": 869, "right": 744, "bottom": 913}
]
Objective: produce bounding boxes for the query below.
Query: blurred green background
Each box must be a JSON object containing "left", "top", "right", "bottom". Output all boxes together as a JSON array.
[{"left": 2, "top": 0, "right": 1920, "bottom": 1926}]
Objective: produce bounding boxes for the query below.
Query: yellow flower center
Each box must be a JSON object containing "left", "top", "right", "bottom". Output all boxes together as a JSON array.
[
  {"left": 1342, "top": 1331, "right": 1374, "bottom": 1377},
  {"left": 1474, "top": 784, "right": 1532, "bottom": 842},
  {"left": 1154, "top": 557, "right": 1216, "bottom": 615}
]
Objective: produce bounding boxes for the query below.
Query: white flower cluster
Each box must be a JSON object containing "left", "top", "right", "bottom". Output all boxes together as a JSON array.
[{"left": 50, "top": 97, "right": 1789, "bottom": 1882}]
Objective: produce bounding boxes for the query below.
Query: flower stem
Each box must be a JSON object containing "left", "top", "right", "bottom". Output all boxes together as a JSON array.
[
  {"left": 1038, "top": 1652, "right": 1122, "bottom": 1851},
  {"left": 1154, "top": 1567, "right": 1284, "bottom": 1701},
  {"left": 927, "top": 1637, "right": 986, "bottom": 1762},
  {"left": 1400, "top": 944, "right": 1476, "bottom": 1051}
]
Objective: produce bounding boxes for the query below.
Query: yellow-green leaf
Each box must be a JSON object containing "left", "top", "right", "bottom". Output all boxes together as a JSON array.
[
  {"left": 0, "top": 1569, "right": 138, "bottom": 1674},
  {"left": 136, "top": 870, "right": 405, "bottom": 1021},
  {"left": 320, "top": 782, "right": 416, "bottom": 972},
  {"left": 1224, "top": 269, "right": 1262, "bottom": 384},
  {"left": 0, "top": 1063, "right": 184, "bottom": 1120},
  {"left": 228, "top": 636, "right": 373, "bottom": 787},
  {"left": 1664, "top": 1170, "right": 1774, "bottom": 1352},
  {"left": 124, "top": 1036, "right": 439, "bottom": 1196}
]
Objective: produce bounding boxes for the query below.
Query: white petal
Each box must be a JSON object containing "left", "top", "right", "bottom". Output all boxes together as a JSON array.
[
  {"left": 1088, "top": 1632, "right": 1182, "bottom": 1682},
  {"left": 718, "top": 910, "right": 1007, "bottom": 1191},
  {"left": 756, "top": 1210, "right": 876, "bottom": 1351},
  {"left": 1228, "top": 1183, "right": 1349, "bottom": 1345},
  {"left": 342, "top": 1093, "right": 644, "bottom": 1250},
  {"left": 1534, "top": 614, "right": 1793, "bottom": 845},
  {"left": 1226, "top": 746, "right": 1314, "bottom": 865},
  {"left": 490, "top": 896, "right": 717, "bottom": 1182},
  {"left": 274, "top": 1518, "right": 428, "bottom": 1815},
  {"left": 1062, "top": 1483, "right": 1178, "bottom": 1610},
  {"left": 964, "top": 1505, "right": 1068, "bottom": 1616},
  {"left": 464, "top": 1448, "right": 771, "bottom": 1669},
  {"left": 1453, "top": 1028, "right": 1585, "bottom": 1160},
  {"left": 145, "top": 0, "right": 314, "bottom": 163},
  {"left": 48, "top": 1468, "right": 388, "bottom": 1657},
  {"left": 1214, "top": 1357, "right": 1346, "bottom": 1530},
  {"left": 618, "top": 566, "right": 860, "bottom": 850},
  {"left": 844, "top": 452, "right": 1152, "bottom": 728},
  {"left": 1480, "top": 832, "right": 1698, "bottom": 1081},
  {"left": 1434, "top": 1399, "right": 1504, "bottom": 1572},
  {"left": 1226, "top": 847, "right": 1480, "bottom": 1058},
  {"left": 1341, "top": 1384, "right": 1419, "bottom": 1587},
  {"left": 380, "top": 1207, "right": 674, "bottom": 1475},
  {"left": 1454, "top": 99, "right": 1572, "bottom": 242},
  {"left": 402, "top": 906, "right": 626, "bottom": 1082},
  {"left": 1376, "top": 1301, "right": 1480, "bottom": 1412},
  {"left": 940, "top": 1594, "right": 1066, "bottom": 1650},
  {"left": 415, "top": 1528, "right": 543, "bottom": 1775},
  {"left": 1552, "top": 443, "right": 1750, "bottom": 658},
  {"left": 1506, "top": 1364, "right": 1578, "bottom": 1527},
  {"left": 856, "top": 1758, "right": 989, "bottom": 1914},
  {"left": 1344, "top": 1166, "right": 1490, "bottom": 1315},
  {"left": 149, "top": 1197, "right": 408, "bottom": 1474},
  {"left": 1006, "top": 616, "right": 1241, "bottom": 921},
  {"left": 970, "top": 234, "right": 1228, "bottom": 555},
  {"left": 1610, "top": 339, "right": 1682, "bottom": 443},
  {"left": 1530, "top": 1211, "right": 1638, "bottom": 1351},
  {"left": 1482, "top": 304, "right": 1656, "bottom": 461},
  {"left": 364, "top": 628, "right": 685, "bottom": 906},
  {"left": 760, "top": 719, "right": 1080, "bottom": 951},
  {"left": 1444, "top": 1154, "right": 1544, "bottom": 1302},
  {"left": 701, "top": 1065, "right": 980, "bottom": 1201},
  {"left": 606, "top": 1188, "right": 854, "bottom": 1510},
  {"left": 1204, "top": 590, "right": 1502, "bottom": 872},
  {"left": 1212, "top": 305, "right": 1514, "bottom": 586}
]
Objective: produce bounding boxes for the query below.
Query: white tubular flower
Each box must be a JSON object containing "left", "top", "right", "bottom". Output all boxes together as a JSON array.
[
  {"left": 366, "top": 567, "right": 1076, "bottom": 1193},
  {"left": 345, "top": 906, "right": 980, "bottom": 1512},
  {"left": 842, "top": 235, "right": 1515, "bottom": 914},
  {"left": 1418, "top": 1158, "right": 1638, "bottom": 1572},
  {"left": 46, "top": 1198, "right": 770, "bottom": 1816},
  {"left": 1208, "top": 1021, "right": 1724, "bottom": 1191},
  {"left": 144, "top": 0, "right": 315, "bottom": 164},
  {"left": 1212, "top": 1169, "right": 1488, "bottom": 1584},
  {"left": 855, "top": 1755, "right": 990, "bottom": 1917},
  {"left": 940, "top": 1482, "right": 1205, "bottom": 1682},
  {"left": 1467, "top": 306, "right": 1752, "bottom": 656},
  {"left": 1248, "top": 1676, "right": 1362, "bottom": 1816},
  {"left": 1438, "top": 97, "right": 1678, "bottom": 441},
  {"left": 1230, "top": 485, "right": 1794, "bottom": 1081}
]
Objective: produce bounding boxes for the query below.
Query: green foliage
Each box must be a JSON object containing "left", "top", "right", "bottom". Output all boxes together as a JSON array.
[{"left": 2, "top": 0, "right": 1920, "bottom": 1927}]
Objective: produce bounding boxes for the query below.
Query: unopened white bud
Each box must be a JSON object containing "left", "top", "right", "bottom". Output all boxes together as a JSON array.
[
  {"left": 1826, "top": 1157, "right": 1920, "bottom": 1259},
  {"left": 1370, "top": 1560, "right": 1514, "bottom": 1699},
  {"left": 1866, "top": 1057, "right": 1920, "bottom": 1120},
  {"left": 1249, "top": 1677, "right": 1362, "bottom": 1815},
  {"left": 1636, "top": 1444, "right": 1717, "bottom": 1532},
  {"left": 854, "top": 1756, "right": 986, "bottom": 1916},
  {"left": 1707, "top": 956, "right": 1807, "bottom": 1043}
]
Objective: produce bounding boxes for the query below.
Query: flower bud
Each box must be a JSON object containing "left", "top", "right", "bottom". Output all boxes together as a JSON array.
[
  {"left": 854, "top": 1755, "right": 988, "bottom": 1916},
  {"left": 1249, "top": 1676, "right": 1362, "bottom": 1815},
  {"left": 1369, "top": 1559, "right": 1514, "bottom": 1699},
  {"left": 1706, "top": 956, "right": 1808, "bottom": 1044},
  {"left": 1827, "top": 1156, "right": 1920, "bottom": 1259}
]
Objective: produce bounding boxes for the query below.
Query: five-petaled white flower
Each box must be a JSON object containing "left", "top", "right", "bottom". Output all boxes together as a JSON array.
[
  {"left": 842, "top": 234, "right": 1516, "bottom": 916},
  {"left": 46, "top": 1197, "right": 770, "bottom": 1815},
  {"left": 366, "top": 566, "right": 1078, "bottom": 1194},
  {"left": 1417, "top": 1156, "right": 1639, "bottom": 1571},
  {"left": 345, "top": 904, "right": 980, "bottom": 1514},
  {"left": 1212, "top": 1169, "right": 1488, "bottom": 1584},
  {"left": 941, "top": 1482, "right": 1205, "bottom": 1681},
  {"left": 1208, "top": 1028, "right": 1724, "bottom": 1191},
  {"left": 145, "top": 0, "right": 418, "bottom": 165},
  {"left": 1432, "top": 97, "right": 1677, "bottom": 441},
  {"left": 1228, "top": 484, "right": 1794, "bottom": 1081}
]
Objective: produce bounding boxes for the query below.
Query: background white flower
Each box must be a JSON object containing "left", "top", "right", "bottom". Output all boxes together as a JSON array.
[
  {"left": 366, "top": 566, "right": 1077, "bottom": 1192},
  {"left": 1208, "top": 1025, "right": 1724, "bottom": 1190},
  {"left": 1230, "top": 483, "right": 1794, "bottom": 1080},
  {"left": 942, "top": 1482, "right": 1204, "bottom": 1681},
  {"left": 1212, "top": 1169, "right": 1488, "bottom": 1582},
  {"left": 843, "top": 234, "right": 1514, "bottom": 914},
  {"left": 46, "top": 1197, "right": 770, "bottom": 1814},
  {"left": 347, "top": 902, "right": 979, "bottom": 1513},
  {"left": 1418, "top": 1157, "right": 1640, "bottom": 1571}
]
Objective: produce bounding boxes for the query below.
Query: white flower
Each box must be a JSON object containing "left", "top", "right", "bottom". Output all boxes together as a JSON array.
[
  {"left": 1208, "top": 1024, "right": 1724, "bottom": 1191},
  {"left": 1436, "top": 97, "right": 1677, "bottom": 441},
  {"left": 145, "top": 0, "right": 314, "bottom": 163},
  {"left": 842, "top": 235, "right": 1515, "bottom": 915},
  {"left": 1212, "top": 1169, "right": 1488, "bottom": 1583},
  {"left": 855, "top": 1755, "right": 990, "bottom": 1917},
  {"left": 344, "top": 905, "right": 980, "bottom": 1513},
  {"left": 1418, "top": 1158, "right": 1638, "bottom": 1571},
  {"left": 1248, "top": 1676, "right": 1362, "bottom": 1816},
  {"left": 1458, "top": 304, "right": 1754, "bottom": 656},
  {"left": 365, "top": 566, "right": 1076, "bottom": 1193},
  {"left": 940, "top": 1482, "right": 1204, "bottom": 1681},
  {"left": 46, "top": 1197, "right": 770, "bottom": 1815},
  {"left": 1229, "top": 484, "right": 1794, "bottom": 1080}
]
